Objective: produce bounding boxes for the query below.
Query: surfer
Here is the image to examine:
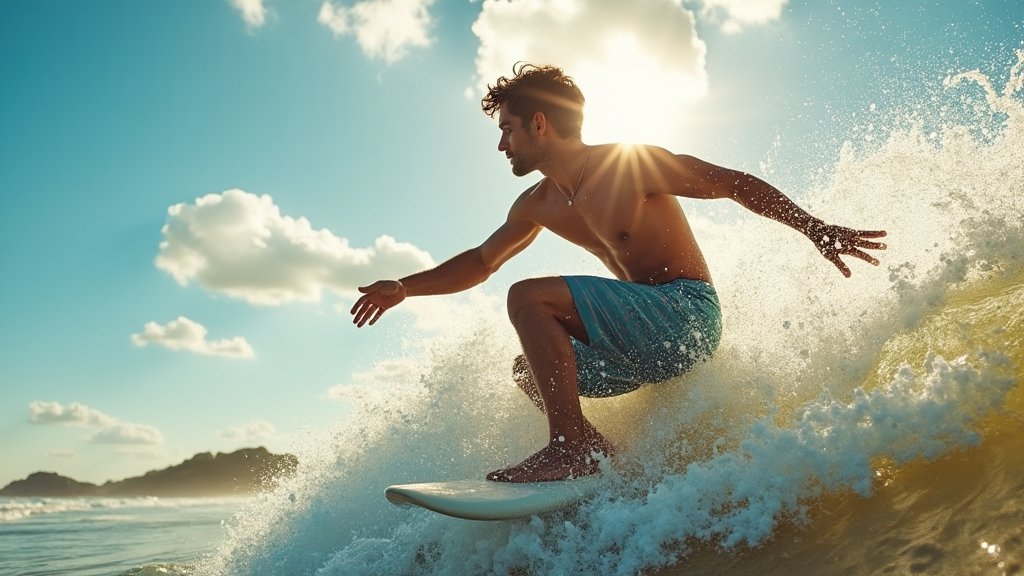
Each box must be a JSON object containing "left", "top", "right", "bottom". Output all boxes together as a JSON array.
[{"left": 351, "top": 63, "right": 887, "bottom": 483}]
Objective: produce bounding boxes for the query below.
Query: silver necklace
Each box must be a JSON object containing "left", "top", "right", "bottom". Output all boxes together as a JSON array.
[{"left": 554, "top": 146, "right": 591, "bottom": 206}]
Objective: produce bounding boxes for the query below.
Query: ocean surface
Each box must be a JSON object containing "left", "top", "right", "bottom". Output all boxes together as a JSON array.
[
  {"left": 5, "top": 50, "right": 1023, "bottom": 576},
  {"left": 0, "top": 497, "right": 244, "bottom": 575}
]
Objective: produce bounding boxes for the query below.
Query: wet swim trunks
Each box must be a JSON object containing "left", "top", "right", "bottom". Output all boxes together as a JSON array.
[{"left": 563, "top": 275, "right": 722, "bottom": 398}]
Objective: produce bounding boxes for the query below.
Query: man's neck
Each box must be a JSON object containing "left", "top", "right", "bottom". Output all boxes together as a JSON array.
[{"left": 540, "top": 140, "right": 589, "bottom": 191}]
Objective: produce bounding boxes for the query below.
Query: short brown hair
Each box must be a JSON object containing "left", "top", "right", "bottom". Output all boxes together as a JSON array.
[{"left": 481, "top": 63, "right": 585, "bottom": 139}]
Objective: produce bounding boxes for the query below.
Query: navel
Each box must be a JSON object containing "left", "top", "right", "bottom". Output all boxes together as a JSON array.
[{"left": 618, "top": 231, "right": 630, "bottom": 242}]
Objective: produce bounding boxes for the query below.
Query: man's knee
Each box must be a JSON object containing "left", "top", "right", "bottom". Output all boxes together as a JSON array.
[
  {"left": 506, "top": 277, "right": 565, "bottom": 323},
  {"left": 506, "top": 277, "right": 545, "bottom": 304}
]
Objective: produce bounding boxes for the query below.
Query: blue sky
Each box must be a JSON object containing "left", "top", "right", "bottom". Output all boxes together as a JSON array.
[{"left": 1, "top": 0, "right": 1020, "bottom": 486}]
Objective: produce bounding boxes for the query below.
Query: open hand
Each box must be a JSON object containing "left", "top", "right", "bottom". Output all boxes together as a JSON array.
[
  {"left": 807, "top": 222, "right": 887, "bottom": 278},
  {"left": 350, "top": 280, "right": 406, "bottom": 327}
]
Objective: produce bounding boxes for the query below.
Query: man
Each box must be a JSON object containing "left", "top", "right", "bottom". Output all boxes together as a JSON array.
[{"left": 350, "top": 64, "right": 886, "bottom": 483}]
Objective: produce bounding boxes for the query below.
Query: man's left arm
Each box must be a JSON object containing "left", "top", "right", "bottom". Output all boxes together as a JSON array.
[{"left": 667, "top": 150, "right": 887, "bottom": 277}]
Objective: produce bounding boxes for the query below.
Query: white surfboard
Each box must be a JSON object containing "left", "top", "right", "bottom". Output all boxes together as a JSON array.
[{"left": 384, "top": 477, "right": 602, "bottom": 521}]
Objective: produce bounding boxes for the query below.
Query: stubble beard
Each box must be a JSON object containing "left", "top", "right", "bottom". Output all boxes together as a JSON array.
[
  {"left": 510, "top": 158, "right": 532, "bottom": 177},
  {"left": 510, "top": 142, "right": 549, "bottom": 177}
]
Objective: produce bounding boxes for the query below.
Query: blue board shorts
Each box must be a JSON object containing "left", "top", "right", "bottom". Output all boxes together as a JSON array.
[{"left": 563, "top": 275, "right": 722, "bottom": 398}]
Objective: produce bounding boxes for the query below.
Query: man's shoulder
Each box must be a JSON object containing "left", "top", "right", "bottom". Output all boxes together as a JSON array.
[
  {"left": 593, "top": 142, "right": 675, "bottom": 156},
  {"left": 506, "top": 178, "right": 544, "bottom": 208},
  {"left": 506, "top": 179, "right": 548, "bottom": 222},
  {"left": 589, "top": 143, "right": 684, "bottom": 175}
]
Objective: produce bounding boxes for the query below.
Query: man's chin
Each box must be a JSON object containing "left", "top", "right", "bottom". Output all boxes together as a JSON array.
[{"left": 511, "top": 163, "right": 533, "bottom": 177}]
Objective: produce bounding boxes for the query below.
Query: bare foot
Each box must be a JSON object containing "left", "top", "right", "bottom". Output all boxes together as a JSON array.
[{"left": 487, "top": 430, "right": 614, "bottom": 483}]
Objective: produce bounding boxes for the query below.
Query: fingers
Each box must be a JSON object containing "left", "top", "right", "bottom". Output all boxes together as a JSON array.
[
  {"left": 350, "top": 281, "right": 404, "bottom": 327},
  {"left": 829, "top": 245, "right": 880, "bottom": 278},
  {"left": 370, "top": 307, "right": 385, "bottom": 326},
  {"left": 846, "top": 247, "right": 881, "bottom": 266},
  {"left": 836, "top": 228, "right": 886, "bottom": 248},
  {"left": 857, "top": 230, "right": 888, "bottom": 239},
  {"left": 349, "top": 294, "right": 369, "bottom": 316},
  {"left": 817, "top": 225, "right": 887, "bottom": 277},
  {"left": 855, "top": 239, "right": 887, "bottom": 251},
  {"left": 850, "top": 230, "right": 887, "bottom": 251},
  {"left": 350, "top": 295, "right": 381, "bottom": 327},
  {"left": 353, "top": 304, "right": 383, "bottom": 327},
  {"left": 829, "top": 254, "right": 852, "bottom": 278},
  {"left": 351, "top": 300, "right": 373, "bottom": 327},
  {"left": 843, "top": 229, "right": 886, "bottom": 239}
]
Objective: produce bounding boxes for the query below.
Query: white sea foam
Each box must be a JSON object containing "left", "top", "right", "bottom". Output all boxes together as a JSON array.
[
  {"left": 0, "top": 496, "right": 246, "bottom": 523},
  {"left": 198, "top": 49, "right": 1024, "bottom": 576}
]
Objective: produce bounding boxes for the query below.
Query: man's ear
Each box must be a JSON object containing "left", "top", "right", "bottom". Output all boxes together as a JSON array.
[{"left": 531, "top": 111, "right": 548, "bottom": 135}]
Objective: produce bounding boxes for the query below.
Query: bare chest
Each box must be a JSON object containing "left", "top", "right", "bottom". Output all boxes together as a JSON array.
[{"left": 532, "top": 178, "right": 679, "bottom": 255}]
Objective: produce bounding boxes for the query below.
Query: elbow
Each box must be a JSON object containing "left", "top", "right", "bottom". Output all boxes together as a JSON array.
[
  {"left": 477, "top": 266, "right": 495, "bottom": 285},
  {"left": 473, "top": 249, "right": 498, "bottom": 284}
]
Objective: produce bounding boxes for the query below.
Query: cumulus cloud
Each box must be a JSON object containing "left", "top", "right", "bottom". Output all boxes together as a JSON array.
[
  {"left": 131, "top": 316, "right": 255, "bottom": 359},
  {"left": 318, "top": 0, "right": 435, "bottom": 63},
  {"left": 220, "top": 419, "right": 276, "bottom": 442},
  {"left": 29, "top": 401, "right": 115, "bottom": 428},
  {"left": 696, "top": 0, "right": 788, "bottom": 33},
  {"left": 228, "top": 0, "right": 269, "bottom": 30},
  {"left": 156, "top": 189, "right": 434, "bottom": 306},
  {"left": 91, "top": 424, "right": 165, "bottom": 445},
  {"left": 471, "top": 0, "right": 708, "bottom": 145},
  {"left": 29, "top": 401, "right": 165, "bottom": 445}
]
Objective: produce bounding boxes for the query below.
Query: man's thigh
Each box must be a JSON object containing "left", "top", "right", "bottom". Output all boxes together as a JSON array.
[{"left": 506, "top": 276, "right": 590, "bottom": 344}]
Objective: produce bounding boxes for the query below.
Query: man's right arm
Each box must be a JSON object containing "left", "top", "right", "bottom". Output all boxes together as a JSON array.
[{"left": 350, "top": 208, "right": 541, "bottom": 327}]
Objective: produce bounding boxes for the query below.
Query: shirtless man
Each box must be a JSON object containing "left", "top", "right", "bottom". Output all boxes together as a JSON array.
[{"left": 350, "top": 64, "right": 887, "bottom": 483}]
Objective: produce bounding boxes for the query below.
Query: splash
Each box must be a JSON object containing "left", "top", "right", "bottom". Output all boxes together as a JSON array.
[{"left": 197, "top": 49, "right": 1024, "bottom": 576}]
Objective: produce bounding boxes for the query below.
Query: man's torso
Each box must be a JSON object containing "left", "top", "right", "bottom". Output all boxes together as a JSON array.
[{"left": 514, "top": 144, "right": 712, "bottom": 285}]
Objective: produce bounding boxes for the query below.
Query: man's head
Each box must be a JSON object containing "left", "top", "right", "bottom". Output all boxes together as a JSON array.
[{"left": 481, "top": 63, "right": 585, "bottom": 140}]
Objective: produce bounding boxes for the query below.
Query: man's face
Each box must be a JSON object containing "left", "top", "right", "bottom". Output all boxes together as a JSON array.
[{"left": 497, "top": 103, "right": 545, "bottom": 177}]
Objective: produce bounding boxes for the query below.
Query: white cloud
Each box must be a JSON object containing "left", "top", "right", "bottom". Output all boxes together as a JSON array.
[
  {"left": 318, "top": 0, "right": 436, "bottom": 63},
  {"left": 29, "top": 401, "right": 116, "bottom": 428},
  {"left": 228, "top": 0, "right": 269, "bottom": 30},
  {"left": 471, "top": 0, "right": 708, "bottom": 146},
  {"left": 696, "top": 0, "right": 788, "bottom": 33},
  {"left": 114, "top": 447, "right": 166, "bottom": 460},
  {"left": 156, "top": 189, "right": 434, "bottom": 306},
  {"left": 220, "top": 419, "right": 277, "bottom": 442},
  {"left": 131, "top": 316, "right": 256, "bottom": 359},
  {"left": 91, "top": 423, "right": 165, "bottom": 445},
  {"left": 28, "top": 401, "right": 165, "bottom": 445}
]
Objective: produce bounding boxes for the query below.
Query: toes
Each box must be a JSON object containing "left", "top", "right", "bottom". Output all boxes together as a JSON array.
[{"left": 486, "top": 469, "right": 513, "bottom": 482}]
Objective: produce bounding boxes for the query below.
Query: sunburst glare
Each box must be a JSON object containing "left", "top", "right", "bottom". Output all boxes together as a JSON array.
[{"left": 576, "top": 32, "right": 706, "bottom": 146}]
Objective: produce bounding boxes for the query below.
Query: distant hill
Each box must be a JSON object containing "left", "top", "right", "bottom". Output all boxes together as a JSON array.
[{"left": 0, "top": 447, "right": 297, "bottom": 498}]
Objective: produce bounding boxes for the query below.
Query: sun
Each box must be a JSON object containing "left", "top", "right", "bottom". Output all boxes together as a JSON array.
[{"left": 575, "top": 33, "right": 706, "bottom": 147}]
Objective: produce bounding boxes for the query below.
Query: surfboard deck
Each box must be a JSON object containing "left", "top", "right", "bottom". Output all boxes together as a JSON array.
[{"left": 385, "top": 477, "right": 602, "bottom": 521}]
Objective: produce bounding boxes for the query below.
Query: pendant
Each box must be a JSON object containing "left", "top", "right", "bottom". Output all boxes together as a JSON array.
[{"left": 567, "top": 199, "right": 573, "bottom": 206}]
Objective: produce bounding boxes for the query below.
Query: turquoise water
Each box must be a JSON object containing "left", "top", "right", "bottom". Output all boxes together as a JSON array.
[{"left": 0, "top": 497, "right": 243, "bottom": 576}]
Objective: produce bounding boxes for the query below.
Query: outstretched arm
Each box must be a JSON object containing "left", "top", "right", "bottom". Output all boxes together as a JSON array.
[
  {"left": 668, "top": 152, "right": 887, "bottom": 277},
  {"left": 350, "top": 211, "right": 541, "bottom": 327}
]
